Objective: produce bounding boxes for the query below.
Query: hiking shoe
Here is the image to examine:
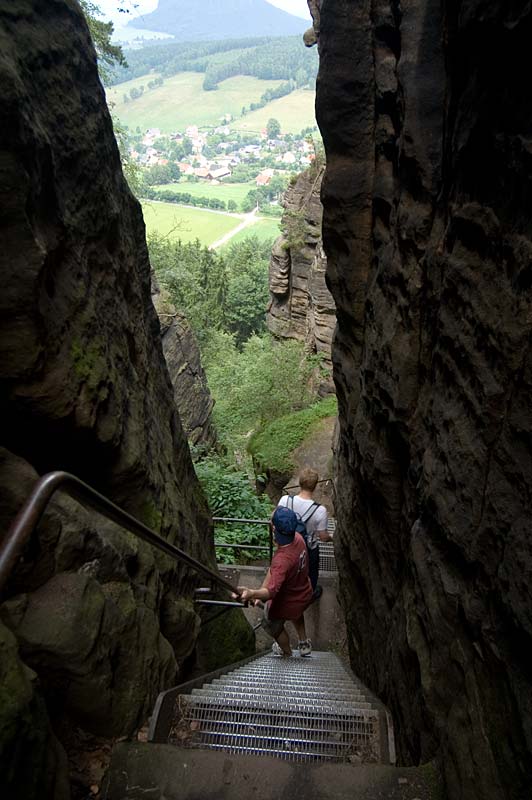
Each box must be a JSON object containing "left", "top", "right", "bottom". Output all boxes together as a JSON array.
[
  {"left": 299, "top": 639, "right": 312, "bottom": 657},
  {"left": 272, "top": 642, "right": 292, "bottom": 657}
]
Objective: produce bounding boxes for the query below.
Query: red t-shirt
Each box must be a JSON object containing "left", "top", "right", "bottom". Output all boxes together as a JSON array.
[{"left": 267, "top": 533, "right": 313, "bottom": 620}]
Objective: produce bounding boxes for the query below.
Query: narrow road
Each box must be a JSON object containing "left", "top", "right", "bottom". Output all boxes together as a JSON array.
[{"left": 209, "top": 208, "right": 259, "bottom": 249}]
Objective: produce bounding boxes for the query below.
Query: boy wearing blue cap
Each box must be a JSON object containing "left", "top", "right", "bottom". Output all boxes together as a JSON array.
[{"left": 236, "top": 506, "right": 313, "bottom": 657}]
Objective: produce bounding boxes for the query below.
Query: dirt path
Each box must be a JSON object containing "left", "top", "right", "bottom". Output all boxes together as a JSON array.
[{"left": 209, "top": 208, "right": 259, "bottom": 249}]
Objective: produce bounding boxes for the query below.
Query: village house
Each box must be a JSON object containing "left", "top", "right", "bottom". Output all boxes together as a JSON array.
[
  {"left": 281, "top": 151, "right": 297, "bottom": 165},
  {"left": 208, "top": 166, "right": 231, "bottom": 180},
  {"left": 256, "top": 168, "right": 275, "bottom": 187},
  {"left": 142, "top": 128, "right": 161, "bottom": 146}
]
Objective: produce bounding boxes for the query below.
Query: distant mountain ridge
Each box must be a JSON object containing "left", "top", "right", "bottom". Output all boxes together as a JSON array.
[{"left": 128, "top": 0, "right": 309, "bottom": 41}]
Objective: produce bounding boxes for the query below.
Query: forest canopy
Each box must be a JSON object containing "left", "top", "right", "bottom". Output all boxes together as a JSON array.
[{"left": 107, "top": 35, "right": 318, "bottom": 91}]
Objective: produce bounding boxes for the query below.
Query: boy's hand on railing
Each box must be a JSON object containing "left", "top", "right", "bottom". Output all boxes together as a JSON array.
[
  {"left": 232, "top": 586, "right": 252, "bottom": 604},
  {"left": 232, "top": 585, "right": 270, "bottom": 606}
]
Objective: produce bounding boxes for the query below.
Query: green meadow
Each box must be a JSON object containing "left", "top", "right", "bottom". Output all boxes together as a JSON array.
[
  {"left": 141, "top": 199, "right": 280, "bottom": 247},
  {"left": 108, "top": 73, "right": 283, "bottom": 132},
  {"left": 222, "top": 217, "right": 282, "bottom": 247},
  {"left": 231, "top": 89, "right": 317, "bottom": 135},
  {"left": 154, "top": 181, "right": 257, "bottom": 206},
  {"left": 141, "top": 200, "right": 238, "bottom": 244}
]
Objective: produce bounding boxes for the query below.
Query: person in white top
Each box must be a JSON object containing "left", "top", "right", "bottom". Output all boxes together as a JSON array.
[{"left": 276, "top": 467, "right": 332, "bottom": 600}]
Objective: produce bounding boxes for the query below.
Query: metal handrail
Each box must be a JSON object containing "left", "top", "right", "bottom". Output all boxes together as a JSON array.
[
  {"left": 212, "top": 517, "right": 270, "bottom": 525},
  {"left": 213, "top": 516, "right": 273, "bottom": 562},
  {"left": 282, "top": 478, "right": 332, "bottom": 491},
  {"left": 0, "top": 471, "right": 241, "bottom": 597}
]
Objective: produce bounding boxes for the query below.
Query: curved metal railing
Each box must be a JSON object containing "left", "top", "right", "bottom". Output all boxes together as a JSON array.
[{"left": 0, "top": 471, "right": 242, "bottom": 598}]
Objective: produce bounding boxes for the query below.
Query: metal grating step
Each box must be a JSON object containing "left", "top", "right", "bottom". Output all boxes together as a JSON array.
[
  {"left": 179, "top": 705, "right": 377, "bottom": 733},
  {"left": 210, "top": 677, "right": 364, "bottom": 693},
  {"left": 180, "top": 693, "right": 374, "bottom": 715},
  {"left": 191, "top": 688, "right": 372, "bottom": 708},
  {"left": 177, "top": 699, "right": 379, "bottom": 763},
  {"left": 319, "top": 519, "right": 337, "bottom": 573},
  {"left": 171, "top": 651, "right": 382, "bottom": 764}
]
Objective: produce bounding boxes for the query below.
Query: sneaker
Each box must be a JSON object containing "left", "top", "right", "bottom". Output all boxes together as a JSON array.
[
  {"left": 298, "top": 639, "right": 312, "bottom": 657},
  {"left": 272, "top": 642, "right": 292, "bottom": 657}
]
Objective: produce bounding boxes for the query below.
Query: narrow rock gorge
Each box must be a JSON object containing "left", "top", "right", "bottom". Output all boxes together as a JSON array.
[
  {"left": 268, "top": 164, "right": 336, "bottom": 395},
  {"left": 314, "top": 2, "right": 532, "bottom": 799},
  {"left": 0, "top": 2, "right": 250, "bottom": 796}
]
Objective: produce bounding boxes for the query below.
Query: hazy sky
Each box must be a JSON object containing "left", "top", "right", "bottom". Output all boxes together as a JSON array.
[{"left": 98, "top": 0, "right": 310, "bottom": 27}]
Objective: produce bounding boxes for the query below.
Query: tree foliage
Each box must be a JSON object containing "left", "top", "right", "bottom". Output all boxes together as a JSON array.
[
  {"left": 148, "top": 234, "right": 271, "bottom": 347},
  {"left": 203, "top": 331, "right": 317, "bottom": 453},
  {"left": 266, "top": 118, "right": 281, "bottom": 139},
  {"left": 194, "top": 456, "right": 273, "bottom": 564},
  {"left": 106, "top": 35, "right": 318, "bottom": 91},
  {"left": 79, "top": 0, "right": 127, "bottom": 83}
]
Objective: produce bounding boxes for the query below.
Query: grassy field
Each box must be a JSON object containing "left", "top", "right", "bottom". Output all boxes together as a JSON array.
[
  {"left": 223, "top": 217, "right": 282, "bottom": 247},
  {"left": 231, "top": 89, "right": 317, "bottom": 135},
  {"left": 154, "top": 180, "right": 256, "bottom": 206},
  {"left": 141, "top": 199, "right": 281, "bottom": 246},
  {"left": 107, "top": 73, "right": 283, "bottom": 132},
  {"left": 142, "top": 200, "right": 239, "bottom": 244}
]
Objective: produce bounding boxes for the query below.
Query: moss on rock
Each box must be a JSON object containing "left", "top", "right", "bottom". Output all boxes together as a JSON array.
[
  {"left": 0, "top": 621, "right": 69, "bottom": 800},
  {"left": 194, "top": 609, "right": 255, "bottom": 674}
]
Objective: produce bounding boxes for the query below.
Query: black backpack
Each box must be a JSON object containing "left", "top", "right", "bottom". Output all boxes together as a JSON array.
[{"left": 287, "top": 495, "right": 319, "bottom": 547}]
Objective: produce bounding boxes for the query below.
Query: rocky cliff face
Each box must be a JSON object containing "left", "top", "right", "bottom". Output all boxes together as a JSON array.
[
  {"left": 152, "top": 282, "right": 217, "bottom": 451},
  {"left": 0, "top": 3, "right": 250, "bottom": 796},
  {"left": 315, "top": 2, "right": 532, "bottom": 799},
  {"left": 267, "top": 166, "right": 335, "bottom": 395}
]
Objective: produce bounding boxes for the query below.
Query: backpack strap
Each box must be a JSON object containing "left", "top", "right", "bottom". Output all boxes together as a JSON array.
[{"left": 301, "top": 502, "right": 320, "bottom": 524}]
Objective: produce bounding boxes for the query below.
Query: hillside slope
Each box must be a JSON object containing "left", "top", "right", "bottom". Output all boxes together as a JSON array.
[{"left": 128, "top": 0, "right": 309, "bottom": 40}]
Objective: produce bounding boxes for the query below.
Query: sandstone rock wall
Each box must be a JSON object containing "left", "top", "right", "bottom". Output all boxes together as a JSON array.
[
  {"left": 315, "top": 2, "right": 532, "bottom": 799},
  {"left": 0, "top": 3, "right": 249, "bottom": 796},
  {"left": 267, "top": 166, "right": 335, "bottom": 395},
  {"left": 152, "top": 282, "right": 217, "bottom": 451}
]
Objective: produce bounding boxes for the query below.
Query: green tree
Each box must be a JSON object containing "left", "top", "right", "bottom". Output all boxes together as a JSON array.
[
  {"left": 203, "top": 333, "right": 315, "bottom": 452},
  {"left": 112, "top": 117, "right": 143, "bottom": 196},
  {"left": 79, "top": 0, "right": 127, "bottom": 83},
  {"left": 168, "top": 162, "right": 181, "bottom": 182},
  {"left": 241, "top": 190, "right": 258, "bottom": 213},
  {"left": 269, "top": 174, "right": 288, "bottom": 201},
  {"left": 266, "top": 118, "right": 281, "bottom": 139},
  {"left": 224, "top": 237, "right": 270, "bottom": 345},
  {"left": 149, "top": 236, "right": 228, "bottom": 344},
  {"left": 227, "top": 199, "right": 237, "bottom": 212}
]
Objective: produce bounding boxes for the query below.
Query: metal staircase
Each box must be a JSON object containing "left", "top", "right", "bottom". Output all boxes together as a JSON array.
[
  {"left": 104, "top": 645, "right": 442, "bottom": 800},
  {"left": 319, "top": 518, "right": 338, "bottom": 574},
  {"left": 169, "top": 649, "right": 388, "bottom": 764}
]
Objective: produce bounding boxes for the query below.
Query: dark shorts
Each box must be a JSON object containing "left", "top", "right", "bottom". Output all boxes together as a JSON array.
[{"left": 261, "top": 615, "right": 286, "bottom": 637}]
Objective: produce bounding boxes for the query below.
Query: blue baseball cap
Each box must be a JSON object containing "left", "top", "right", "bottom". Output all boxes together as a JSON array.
[{"left": 272, "top": 506, "right": 298, "bottom": 545}]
